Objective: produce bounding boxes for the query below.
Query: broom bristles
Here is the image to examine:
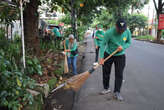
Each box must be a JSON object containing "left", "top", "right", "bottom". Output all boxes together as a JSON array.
[
  {"left": 64, "top": 55, "right": 69, "bottom": 73},
  {"left": 64, "top": 40, "right": 69, "bottom": 74},
  {"left": 67, "top": 71, "right": 90, "bottom": 91},
  {"left": 64, "top": 50, "right": 119, "bottom": 91}
]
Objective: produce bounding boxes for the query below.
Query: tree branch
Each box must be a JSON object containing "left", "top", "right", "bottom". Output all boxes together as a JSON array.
[
  {"left": 53, "top": 0, "right": 71, "bottom": 13},
  {"left": 153, "top": 0, "right": 158, "bottom": 12},
  {"left": 162, "top": 2, "right": 164, "bottom": 7},
  {"left": 62, "top": 3, "right": 71, "bottom": 12}
]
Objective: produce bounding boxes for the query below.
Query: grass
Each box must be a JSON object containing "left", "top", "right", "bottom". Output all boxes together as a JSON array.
[{"left": 135, "top": 35, "right": 155, "bottom": 41}]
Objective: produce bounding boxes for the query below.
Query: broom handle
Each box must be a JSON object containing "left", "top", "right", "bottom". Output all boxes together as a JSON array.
[
  {"left": 93, "top": 49, "right": 119, "bottom": 69},
  {"left": 104, "top": 49, "right": 119, "bottom": 62},
  {"left": 64, "top": 40, "right": 66, "bottom": 51}
]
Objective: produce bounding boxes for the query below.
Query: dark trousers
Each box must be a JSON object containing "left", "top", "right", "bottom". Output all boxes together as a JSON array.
[
  {"left": 54, "top": 37, "right": 62, "bottom": 49},
  {"left": 95, "top": 46, "right": 100, "bottom": 62},
  {"left": 102, "top": 52, "right": 126, "bottom": 93}
]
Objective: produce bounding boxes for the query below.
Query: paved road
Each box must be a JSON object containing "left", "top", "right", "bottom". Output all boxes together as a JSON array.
[{"left": 73, "top": 36, "right": 164, "bottom": 110}]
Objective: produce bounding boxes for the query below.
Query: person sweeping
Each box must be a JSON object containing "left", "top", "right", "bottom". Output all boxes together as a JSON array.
[
  {"left": 52, "top": 25, "right": 62, "bottom": 49},
  {"left": 99, "top": 18, "right": 131, "bottom": 101},
  {"left": 64, "top": 34, "right": 78, "bottom": 75},
  {"left": 93, "top": 25, "right": 105, "bottom": 66}
]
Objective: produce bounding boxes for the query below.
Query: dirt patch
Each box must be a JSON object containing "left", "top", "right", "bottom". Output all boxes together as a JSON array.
[{"left": 44, "top": 89, "right": 75, "bottom": 110}]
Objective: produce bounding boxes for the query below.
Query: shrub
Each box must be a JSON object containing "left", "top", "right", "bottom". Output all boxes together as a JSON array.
[
  {"left": 136, "top": 35, "right": 155, "bottom": 40},
  {"left": 26, "top": 56, "right": 43, "bottom": 76},
  {"left": 0, "top": 49, "right": 35, "bottom": 110}
]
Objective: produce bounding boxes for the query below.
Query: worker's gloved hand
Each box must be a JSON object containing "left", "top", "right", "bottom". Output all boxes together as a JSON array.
[
  {"left": 64, "top": 49, "right": 70, "bottom": 52},
  {"left": 117, "top": 46, "right": 123, "bottom": 52},
  {"left": 99, "top": 58, "right": 104, "bottom": 65}
]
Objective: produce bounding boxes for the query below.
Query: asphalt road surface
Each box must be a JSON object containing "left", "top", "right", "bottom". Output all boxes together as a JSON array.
[{"left": 73, "top": 36, "right": 164, "bottom": 110}]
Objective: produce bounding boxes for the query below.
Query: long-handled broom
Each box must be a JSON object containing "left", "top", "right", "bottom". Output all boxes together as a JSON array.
[
  {"left": 51, "top": 49, "right": 119, "bottom": 93},
  {"left": 64, "top": 40, "right": 69, "bottom": 74}
]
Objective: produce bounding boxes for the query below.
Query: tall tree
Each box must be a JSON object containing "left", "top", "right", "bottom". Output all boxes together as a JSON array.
[
  {"left": 103, "top": 0, "right": 149, "bottom": 19},
  {"left": 23, "top": 0, "right": 40, "bottom": 54},
  {"left": 153, "top": 0, "right": 164, "bottom": 42},
  {"left": 127, "top": 14, "right": 148, "bottom": 35},
  {"left": 131, "top": 0, "right": 149, "bottom": 14}
]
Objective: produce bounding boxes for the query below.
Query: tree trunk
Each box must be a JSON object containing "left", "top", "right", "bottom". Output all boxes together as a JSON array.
[
  {"left": 71, "top": 0, "right": 77, "bottom": 40},
  {"left": 131, "top": 5, "right": 134, "bottom": 14},
  {"left": 157, "top": 29, "right": 162, "bottom": 41},
  {"left": 156, "top": 0, "right": 163, "bottom": 42},
  {"left": 23, "top": 0, "right": 40, "bottom": 55}
]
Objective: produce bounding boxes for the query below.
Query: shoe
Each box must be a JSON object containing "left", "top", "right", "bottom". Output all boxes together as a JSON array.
[
  {"left": 93, "top": 62, "right": 98, "bottom": 66},
  {"left": 114, "top": 92, "right": 124, "bottom": 101},
  {"left": 100, "top": 89, "right": 111, "bottom": 95}
]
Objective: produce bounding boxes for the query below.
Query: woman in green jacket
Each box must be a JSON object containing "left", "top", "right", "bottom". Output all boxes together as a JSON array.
[{"left": 64, "top": 34, "right": 78, "bottom": 75}]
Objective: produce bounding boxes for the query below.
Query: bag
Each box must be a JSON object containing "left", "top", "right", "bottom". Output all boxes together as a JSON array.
[{"left": 71, "top": 48, "right": 78, "bottom": 56}]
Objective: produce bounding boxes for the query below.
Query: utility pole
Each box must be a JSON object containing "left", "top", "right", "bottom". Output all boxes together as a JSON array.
[
  {"left": 19, "top": 0, "right": 29, "bottom": 69},
  {"left": 147, "top": 3, "right": 150, "bottom": 35},
  {"left": 20, "top": 0, "right": 26, "bottom": 69}
]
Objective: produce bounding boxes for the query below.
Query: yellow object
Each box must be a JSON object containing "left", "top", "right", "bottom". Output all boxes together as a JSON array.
[
  {"left": 80, "top": 3, "right": 84, "bottom": 7},
  {"left": 64, "top": 40, "right": 69, "bottom": 73},
  {"left": 123, "top": 37, "right": 127, "bottom": 41},
  {"left": 60, "top": 76, "right": 63, "bottom": 81},
  {"left": 16, "top": 91, "right": 19, "bottom": 95},
  {"left": 16, "top": 77, "right": 22, "bottom": 87},
  {"left": 18, "top": 107, "right": 21, "bottom": 110},
  {"left": 64, "top": 84, "right": 70, "bottom": 89},
  {"left": 58, "top": 81, "right": 62, "bottom": 84}
]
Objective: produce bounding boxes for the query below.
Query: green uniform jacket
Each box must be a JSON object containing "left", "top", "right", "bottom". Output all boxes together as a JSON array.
[
  {"left": 65, "top": 39, "right": 78, "bottom": 57},
  {"left": 52, "top": 27, "right": 61, "bottom": 37},
  {"left": 95, "top": 30, "right": 105, "bottom": 47},
  {"left": 100, "top": 27, "right": 131, "bottom": 58}
]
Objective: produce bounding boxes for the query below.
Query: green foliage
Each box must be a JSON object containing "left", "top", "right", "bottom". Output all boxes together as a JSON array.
[
  {"left": 47, "top": 78, "right": 57, "bottom": 90},
  {"left": 0, "top": 1, "right": 19, "bottom": 24},
  {"left": 40, "top": 40, "right": 57, "bottom": 51},
  {"left": 162, "top": 30, "right": 164, "bottom": 38},
  {"left": 131, "top": 0, "right": 149, "bottom": 10},
  {"left": 54, "top": 65, "right": 63, "bottom": 76},
  {"left": 77, "top": 25, "right": 88, "bottom": 41},
  {"left": 63, "top": 27, "right": 73, "bottom": 38},
  {"left": 46, "top": 20, "right": 59, "bottom": 25},
  {"left": 0, "top": 29, "right": 5, "bottom": 38},
  {"left": 0, "top": 34, "right": 22, "bottom": 69},
  {"left": 59, "top": 13, "right": 71, "bottom": 25},
  {"left": 127, "top": 14, "right": 148, "bottom": 33},
  {"left": 104, "top": 0, "right": 149, "bottom": 18},
  {"left": 136, "top": 35, "right": 155, "bottom": 40},
  {"left": 92, "top": 9, "right": 114, "bottom": 29},
  {"left": 26, "top": 57, "right": 43, "bottom": 76},
  {"left": 0, "top": 49, "right": 35, "bottom": 110},
  {"left": 59, "top": 13, "right": 88, "bottom": 41},
  {"left": 0, "top": 34, "right": 40, "bottom": 109}
]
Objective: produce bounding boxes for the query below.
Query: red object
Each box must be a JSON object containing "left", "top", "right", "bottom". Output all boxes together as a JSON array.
[
  {"left": 59, "top": 23, "right": 64, "bottom": 27},
  {"left": 158, "top": 14, "right": 164, "bottom": 30}
]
